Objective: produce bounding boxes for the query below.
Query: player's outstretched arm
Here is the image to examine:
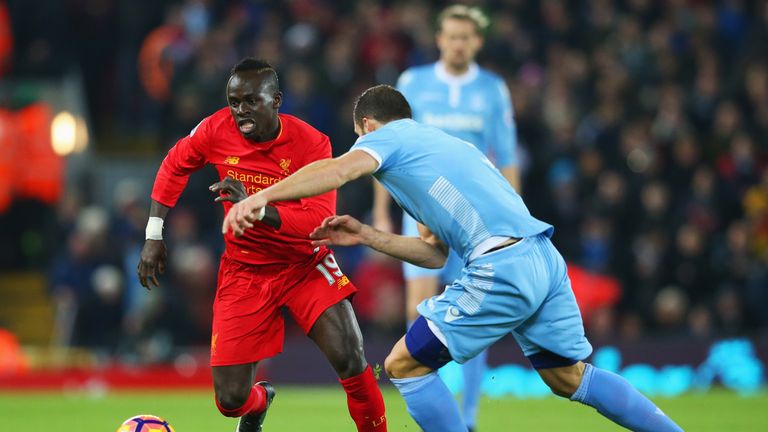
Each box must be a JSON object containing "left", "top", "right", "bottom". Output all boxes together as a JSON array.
[
  {"left": 137, "top": 200, "right": 169, "bottom": 290},
  {"left": 309, "top": 215, "right": 448, "bottom": 269},
  {"left": 223, "top": 150, "right": 378, "bottom": 236}
]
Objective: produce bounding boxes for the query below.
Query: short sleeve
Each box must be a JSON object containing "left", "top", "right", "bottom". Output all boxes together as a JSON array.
[{"left": 349, "top": 128, "right": 400, "bottom": 173}]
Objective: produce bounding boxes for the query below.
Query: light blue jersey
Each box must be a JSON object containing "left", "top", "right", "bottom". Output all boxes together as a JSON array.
[
  {"left": 352, "top": 119, "right": 550, "bottom": 263},
  {"left": 397, "top": 61, "right": 517, "bottom": 281},
  {"left": 397, "top": 62, "right": 517, "bottom": 169},
  {"left": 351, "top": 119, "right": 590, "bottom": 365}
]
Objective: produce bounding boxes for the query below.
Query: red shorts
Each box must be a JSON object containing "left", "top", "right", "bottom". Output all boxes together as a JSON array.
[{"left": 210, "top": 250, "right": 357, "bottom": 366}]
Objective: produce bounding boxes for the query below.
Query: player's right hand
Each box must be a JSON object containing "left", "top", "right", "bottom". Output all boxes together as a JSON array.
[
  {"left": 137, "top": 239, "right": 167, "bottom": 290},
  {"left": 309, "top": 215, "right": 371, "bottom": 247},
  {"left": 209, "top": 176, "right": 248, "bottom": 203}
]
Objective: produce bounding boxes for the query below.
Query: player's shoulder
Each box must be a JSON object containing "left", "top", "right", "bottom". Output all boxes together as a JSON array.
[
  {"left": 361, "top": 119, "right": 413, "bottom": 145},
  {"left": 398, "top": 63, "right": 436, "bottom": 87},
  {"left": 476, "top": 67, "right": 511, "bottom": 98},
  {"left": 476, "top": 66, "right": 505, "bottom": 85}
]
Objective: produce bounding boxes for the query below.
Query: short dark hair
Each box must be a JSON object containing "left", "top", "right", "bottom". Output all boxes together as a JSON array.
[
  {"left": 353, "top": 85, "right": 412, "bottom": 130},
  {"left": 230, "top": 58, "right": 279, "bottom": 90}
]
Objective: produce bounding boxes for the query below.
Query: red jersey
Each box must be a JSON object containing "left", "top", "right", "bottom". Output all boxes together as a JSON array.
[{"left": 152, "top": 109, "right": 335, "bottom": 265}]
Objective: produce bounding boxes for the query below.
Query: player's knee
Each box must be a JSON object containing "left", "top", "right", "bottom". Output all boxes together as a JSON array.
[
  {"left": 384, "top": 349, "right": 413, "bottom": 379},
  {"left": 332, "top": 344, "right": 367, "bottom": 379},
  {"left": 215, "top": 385, "right": 251, "bottom": 413}
]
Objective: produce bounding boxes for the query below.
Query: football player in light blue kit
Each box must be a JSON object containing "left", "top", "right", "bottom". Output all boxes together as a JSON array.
[
  {"left": 224, "top": 85, "right": 684, "bottom": 432},
  {"left": 372, "top": 7, "right": 519, "bottom": 429}
]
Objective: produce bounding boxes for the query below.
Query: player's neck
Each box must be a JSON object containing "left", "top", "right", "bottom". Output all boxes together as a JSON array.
[
  {"left": 439, "top": 60, "right": 473, "bottom": 77},
  {"left": 251, "top": 118, "right": 281, "bottom": 143},
  {"left": 443, "top": 60, "right": 469, "bottom": 75},
  {"left": 445, "top": 64, "right": 469, "bottom": 75}
]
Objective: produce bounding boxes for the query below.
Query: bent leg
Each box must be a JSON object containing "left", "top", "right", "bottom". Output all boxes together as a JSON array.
[
  {"left": 538, "top": 361, "right": 684, "bottom": 432},
  {"left": 212, "top": 363, "right": 268, "bottom": 417},
  {"left": 385, "top": 317, "right": 465, "bottom": 432},
  {"left": 310, "top": 299, "right": 386, "bottom": 431}
]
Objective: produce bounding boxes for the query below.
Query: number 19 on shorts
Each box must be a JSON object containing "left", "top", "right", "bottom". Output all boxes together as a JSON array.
[{"left": 315, "top": 254, "right": 344, "bottom": 285}]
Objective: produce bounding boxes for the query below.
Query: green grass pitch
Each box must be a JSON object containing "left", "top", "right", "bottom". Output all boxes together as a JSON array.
[{"left": 1, "top": 387, "right": 765, "bottom": 431}]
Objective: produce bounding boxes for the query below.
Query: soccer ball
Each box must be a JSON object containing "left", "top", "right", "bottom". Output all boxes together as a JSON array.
[{"left": 117, "top": 415, "right": 175, "bottom": 432}]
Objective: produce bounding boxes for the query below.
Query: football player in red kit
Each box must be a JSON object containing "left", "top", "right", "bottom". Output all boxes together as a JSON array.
[{"left": 137, "top": 58, "right": 386, "bottom": 432}]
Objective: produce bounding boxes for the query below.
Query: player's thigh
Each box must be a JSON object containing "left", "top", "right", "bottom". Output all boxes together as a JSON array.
[
  {"left": 284, "top": 251, "right": 358, "bottom": 334},
  {"left": 308, "top": 298, "right": 366, "bottom": 377},
  {"left": 212, "top": 255, "right": 285, "bottom": 366},
  {"left": 416, "top": 237, "right": 557, "bottom": 364},
  {"left": 512, "top": 237, "right": 592, "bottom": 366}
]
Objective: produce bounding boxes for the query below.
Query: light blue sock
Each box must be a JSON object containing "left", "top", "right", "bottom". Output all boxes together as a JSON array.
[
  {"left": 390, "top": 372, "right": 466, "bottom": 432},
  {"left": 461, "top": 349, "right": 487, "bottom": 429},
  {"left": 571, "top": 363, "right": 684, "bottom": 432}
]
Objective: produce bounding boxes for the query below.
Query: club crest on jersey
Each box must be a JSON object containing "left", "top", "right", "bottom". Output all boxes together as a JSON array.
[
  {"left": 224, "top": 156, "right": 240, "bottom": 165},
  {"left": 211, "top": 332, "right": 218, "bottom": 356},
  {"left": 279, "top": 158, "right": 291, "bottom": 174}
]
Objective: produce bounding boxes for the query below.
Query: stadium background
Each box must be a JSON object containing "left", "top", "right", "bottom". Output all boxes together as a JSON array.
[{"left": 0, "top": 0, "right": 766, "bottom": 430}]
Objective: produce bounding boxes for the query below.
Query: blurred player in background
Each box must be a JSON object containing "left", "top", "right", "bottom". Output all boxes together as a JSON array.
[
  {"left": 372, "top": 6, "right": 519, "bottom": 430},
  {"left": 137, "top": 58, "right": 386, "bottom": 432},
  {"left": 223, "top": 85, "right": 684, "bottom": 432}
]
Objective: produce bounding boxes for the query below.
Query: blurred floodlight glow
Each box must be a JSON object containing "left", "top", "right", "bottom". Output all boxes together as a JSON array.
[
  {"left": 51, "top": 111, "right": 77, "bottom": 156},
  {"left": 74, "top": 115, "right": 89, "bottom": 153}
]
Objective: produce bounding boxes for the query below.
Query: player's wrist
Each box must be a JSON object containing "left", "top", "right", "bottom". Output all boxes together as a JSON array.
[
  {"left": 254, "top": 206, "right": 266, "bottom": 221},
  {"left": 359, "top": 224, "right": 377, "bottom": 246},
  {"left": 145, "top": 217, "right": 164, "bottom": 240}
]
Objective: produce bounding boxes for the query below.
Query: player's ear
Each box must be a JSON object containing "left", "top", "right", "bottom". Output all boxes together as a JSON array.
[{"left": 273, "top": 91, "right": 283, "bottom": 109}]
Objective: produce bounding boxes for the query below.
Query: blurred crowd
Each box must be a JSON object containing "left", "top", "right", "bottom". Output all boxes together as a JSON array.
[{"left": 3, "top": 0, "right": 768, "bottom": 358}]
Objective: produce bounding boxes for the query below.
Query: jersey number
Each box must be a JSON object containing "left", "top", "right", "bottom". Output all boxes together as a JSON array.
[{"left": 315, "top": 254, "right": 343, "bottom": 285}]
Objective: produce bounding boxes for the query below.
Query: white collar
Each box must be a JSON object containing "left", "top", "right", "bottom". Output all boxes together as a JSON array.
[{"left": 434, "top": 61, "right": 479, "bottom": 86}]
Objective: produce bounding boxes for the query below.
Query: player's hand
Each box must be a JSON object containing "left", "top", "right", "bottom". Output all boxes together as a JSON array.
[
  {"left": 309, "top": 215, "right": 371, "bottom": 247},
  {"left": 137, "top": 239, "right": 167, "bottom": 290},
  {"left": 222, "top": 193, "right": 268, "bottom": 236},
  {"left": 209, "top": 177, "right": 248, "bottom": 203}
]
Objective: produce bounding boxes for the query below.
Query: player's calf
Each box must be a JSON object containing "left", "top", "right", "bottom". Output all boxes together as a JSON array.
[
  {"left": 536, "top": 361, "right": 585, "bottom": 398},
  {"left": 235, "top": 382, "right": 276, "bottom": 432}
]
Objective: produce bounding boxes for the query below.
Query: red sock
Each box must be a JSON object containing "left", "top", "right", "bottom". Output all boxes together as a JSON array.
[
  {"left": 215, "top": 383, "right": 267, "bottom": 417},
  {"left": 339, "top": 365, "right": 387, "bottom": 431}
]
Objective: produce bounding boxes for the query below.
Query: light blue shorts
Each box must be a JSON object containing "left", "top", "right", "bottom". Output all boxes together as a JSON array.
[
  {"left": 416, "top": 233, "right": 592, "bottom": 365},
  {"left": 402, "top": 213, "right": 463, "bottom": 282}
]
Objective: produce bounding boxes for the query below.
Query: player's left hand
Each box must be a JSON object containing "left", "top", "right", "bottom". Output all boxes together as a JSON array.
[
  {"left": 209, "top": 176, "right": 248, "bottom": 203},
  {"left": 309, "top": 215, "right": 371, "bottom": 247},
  {"left": 222, "top": 193, "right": 268, "bottom": 236}
]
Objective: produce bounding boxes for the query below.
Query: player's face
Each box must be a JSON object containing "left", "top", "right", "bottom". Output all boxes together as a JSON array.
[
  {"left": 226, "top": 71, "right": 282, "bottom": 141},
  {"left": 436, "top": 18, "right": 483, "bottom": 72}
]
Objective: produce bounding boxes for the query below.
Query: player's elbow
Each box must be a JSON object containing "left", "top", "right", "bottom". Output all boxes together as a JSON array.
[{"left": 421, "top": 252, "right": 447, "bottom": 269}]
